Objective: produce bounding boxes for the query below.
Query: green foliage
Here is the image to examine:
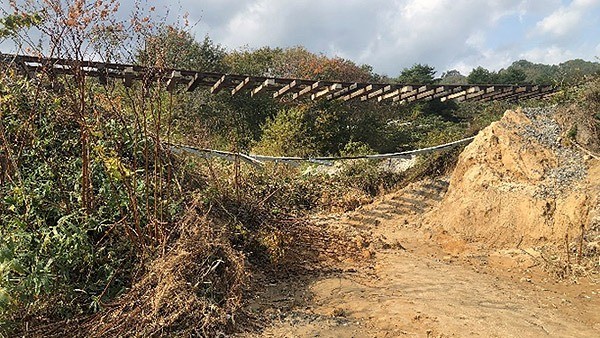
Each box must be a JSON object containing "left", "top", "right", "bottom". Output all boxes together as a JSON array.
[
  {"left": 440, "top": 70, "right": 467, "bottom": 84},
  {"left": 334, "top": 142, "right": 403, "bottom": 197},
  {"left": 456, "top": 101, "right": 511, "bottom": 132},
  {"left": 223, "top": 46, "right": 374, "bottom": 82},
  {"left": 508, "top": 60, "right": 555, "bottom": 84},
  {"left": 396, "top": 64, "right": 437, "bottom": 84},
  {"left": 467, "top": 59, "right": 600, "bottom": 85},
  {"left": 224, "top": 94, "right": 281, "bottom": 148},
  {"left": 223, "top": 46, "right": 282, "bottom": 76},
  {"left": 253, "top": 89, "right": 513, "bottom": 161},
  {"left": 0, "top": 12, "right": 43, "bottom": 38},
  {"left": 138, "top": 27, "right": 226, "bottom": 71},
  {"left": 554, "top": 76, "right": 600, "bottom": 153},
  {"left": 336, "top": 160, "right": 396, "bottom": 197},
  {"left": 340, "top": 141, "right": 374, "bottom": 157},
  {"left": 567, "top": 125, "right": 578, "bottom": 139},
  {"left": 0, "top": 71, "right": 183, "bottom": 327},
  {"left": 467, "top": 66, "right": 498, "bottom": 84},
  {"left": 497, "top": 67, "right": 529, "bottom": 84},
  {"left": 254, "top": 100, "right": 410, "bottom": 157},
  {"left": 0, "top": 81, "right": 86, "bottom": 317},
  {"left": 253, "top": 105, "right": 322, "bottom": 157},
  {"left": 557, "top": 59, "right": 600, "bottom": 83}
]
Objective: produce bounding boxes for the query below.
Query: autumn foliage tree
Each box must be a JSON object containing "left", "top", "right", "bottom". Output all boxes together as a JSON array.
[{"left": 223, "top": 46, "right": 375, "bottom": 82}]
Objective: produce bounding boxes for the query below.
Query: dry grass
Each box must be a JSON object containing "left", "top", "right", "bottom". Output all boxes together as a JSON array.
[
  {"left": 20, "top": 185, "right": 367, "bottom": 338},
  {"left": 20, "top": 200, "right": 246, "bottom": 338},
  {"left": 84, "top": 204, "right": 246, "bottom": 337}
]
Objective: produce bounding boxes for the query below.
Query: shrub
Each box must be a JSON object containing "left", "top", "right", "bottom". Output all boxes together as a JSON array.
[
  {"left": 0, "top": 69, "right": 183, "bottom": 331},
  {"left": 252, "top": 105, "right": 320, "bottom": 157}
]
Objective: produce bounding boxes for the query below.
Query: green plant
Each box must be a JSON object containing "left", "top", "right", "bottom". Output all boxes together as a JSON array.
[
  {"left": 567, "top": 125, "right": 578, "bottom": 139},
  {"left": 0, "top": 12, "right": 42, "bottom": 38},
  {"left": 0, "top": 74, "right": 132, "bottom": 324}
]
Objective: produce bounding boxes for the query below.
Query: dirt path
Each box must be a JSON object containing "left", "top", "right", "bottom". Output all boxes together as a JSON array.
[{"left": 241, "top": 178, "right": 600, "bottom": 337}]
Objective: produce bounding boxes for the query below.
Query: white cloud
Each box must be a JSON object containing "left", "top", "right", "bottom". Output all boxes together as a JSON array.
[
  {"left": 534, "top": 7, "right": 582, "bottom": 37},
  {"left": 178, "top": 0, "right": 533, "bottom": 75},
  {"left": 533, "top": 0, "right": 600, "bottom": 39},
  {"left": 515, "top": 0, "right": 561, "bottom": 20},
  {"left": 573, "top": 0, "right": 600, "bottom": 8},
  {"left": 364, "top": 0, "right": 528, "bottom": 73},
  {"left": 165, "top": 0, "right": 600, "bottom": 75},
  {"left": 2, "top": 0, "right": 598, "bottom": 76},
  {"left": 520, "top": 46, "right": 575, "bottom": 64}
]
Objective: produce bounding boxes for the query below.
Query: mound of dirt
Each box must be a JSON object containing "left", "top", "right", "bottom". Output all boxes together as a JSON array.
[{"left": 427, "top": 108, "right": 599, "bottom": 249}]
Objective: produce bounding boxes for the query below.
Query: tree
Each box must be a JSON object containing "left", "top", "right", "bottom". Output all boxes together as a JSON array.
[
  {"left": 223, "top": 46, "right": 376, "bottom": 82},
  {"left": 254, "top": 100, "right": 397, "bottom": 156},
  {"left": 440, "top": 69, "right": 467, "bottom": 84},
  {"left": 138, "top": 28, "right": 226, "bottom": 71},
  {"left": 315, "top": 56, "right": 375, "bottom": 82},
  {"left": 497, "top": 59, "right": 600, "bottom": 85},
  {"left": 0, "top": 12, "right": 43, "bottom": 39},
  {"left": 223, "top": 46, "right": 282, "bottom": 76},
  {"left": 497, "top": 67, "right": 528, "bottom": 84},
  {"left": 467, "top": 66, "right": 498, "bottom": 84},
  {"left": 558, "top": 59, "right": 600, "bottom": 84},
  {"left": 396, "top": 64, "right": 436, "bottom": 84},
  {"left": 252, "top": 105, "right": 321, "bottom": 157}
]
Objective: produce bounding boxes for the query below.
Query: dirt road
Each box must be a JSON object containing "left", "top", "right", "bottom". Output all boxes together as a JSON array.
[{"left": 241, "top": 178, "right": 600, "bottom": 337}]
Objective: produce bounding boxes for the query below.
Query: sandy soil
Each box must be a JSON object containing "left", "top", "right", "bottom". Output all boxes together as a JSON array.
[{"left": 239, "top": 178, "right": 600, "bottom": 338}]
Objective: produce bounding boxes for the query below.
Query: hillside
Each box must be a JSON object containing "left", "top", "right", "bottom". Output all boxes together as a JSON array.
[{"left": 239, "top": 107, "right": 600, "bottom": 337}]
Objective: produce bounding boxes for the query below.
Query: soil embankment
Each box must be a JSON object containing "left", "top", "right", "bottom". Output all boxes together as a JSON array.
[
  {"left": 241, "top": 108, "right": 600, "bottom": 337},
  {"left": 427, "top": 108, "right": 599, "bottom": 249}
]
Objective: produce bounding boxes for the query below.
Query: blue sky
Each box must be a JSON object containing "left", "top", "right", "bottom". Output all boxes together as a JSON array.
[{"left": 2, "top": 0, "right": 600, "bottom": 76}]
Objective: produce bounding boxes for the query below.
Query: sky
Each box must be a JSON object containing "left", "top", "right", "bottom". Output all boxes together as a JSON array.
[{"left": 2, "top": 0, "right": 600, "bottom": 77}]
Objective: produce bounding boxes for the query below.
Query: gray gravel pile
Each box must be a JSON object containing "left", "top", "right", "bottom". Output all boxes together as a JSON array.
[{"left": 517, "top": 106, "right": 588, "bottom": 198}]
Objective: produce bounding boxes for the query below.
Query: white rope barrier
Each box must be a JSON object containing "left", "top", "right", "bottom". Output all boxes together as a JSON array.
[{"left": 167, "top": 136, "right": 475, "bottom": 167}]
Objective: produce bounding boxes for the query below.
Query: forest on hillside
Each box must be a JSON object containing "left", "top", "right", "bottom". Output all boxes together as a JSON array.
[{"left": 1, "top": 1, "right": 599, "bottom": 336}]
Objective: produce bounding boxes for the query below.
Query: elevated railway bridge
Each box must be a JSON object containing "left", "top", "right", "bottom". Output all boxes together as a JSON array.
[{"left": 1, "top": 53, "right": 558, "bottom": 104}]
